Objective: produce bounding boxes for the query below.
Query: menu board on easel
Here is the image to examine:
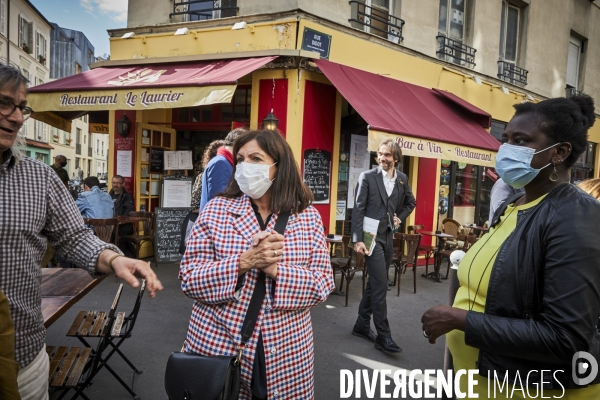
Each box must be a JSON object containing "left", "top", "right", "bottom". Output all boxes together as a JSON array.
[
  {"left": 161, "top": 175, "right": 193, "bottom": 208},
  {"left": 164, "top": 151, "right": 194, "bottom": 170},
  {"left": 303, "top": 149, "right": 331, "bottom": 204}
]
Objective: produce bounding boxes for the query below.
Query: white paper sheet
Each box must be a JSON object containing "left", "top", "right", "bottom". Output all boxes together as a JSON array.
[
  {"left": 116, "top": 150, "right": 132, "bottom": 177},
  {"left": 162, "top": 180, "right": 192, "bottom": 207},
  {"left": 163, "top": 151, "right": 179, "bottom": 170},
  {"left": 178, "top": 151, "right": 194, "bottom": 170}
]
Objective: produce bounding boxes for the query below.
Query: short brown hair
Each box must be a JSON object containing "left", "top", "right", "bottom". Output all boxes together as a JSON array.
[
  {"left": 224, "top": 128, "right": 248, "bottom": 146},
  {"left": 578, "top": 178, "right": 600, "bottom": 200},
  {"left": 379, "top": 139, "right": 402, "bottom": 166},
  {"left": 220, "top": 130, "right": 314, "bottom": 214}
]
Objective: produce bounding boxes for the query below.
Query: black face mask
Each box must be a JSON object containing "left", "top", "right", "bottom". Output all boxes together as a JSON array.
[{"left": 59, "top": 161, "right": 67, "bottom": 167}]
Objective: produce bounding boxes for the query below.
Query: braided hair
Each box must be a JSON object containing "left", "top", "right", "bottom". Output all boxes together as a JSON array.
[{"left": 513, "top": 95, "right": 595, "bottom": 168}]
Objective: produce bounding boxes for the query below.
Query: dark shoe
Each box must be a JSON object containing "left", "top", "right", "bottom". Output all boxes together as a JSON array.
[
  {"left": 375, "top": 336, "right": 403, "bottom": 353},
  {"left": 388, "top": 280, "right": 394, "bottom": 286},
  {"left": 352, "top": 327, "right": 377, "bottom": 343}
]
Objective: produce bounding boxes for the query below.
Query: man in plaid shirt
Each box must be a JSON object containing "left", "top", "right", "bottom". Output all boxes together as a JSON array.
[{"left": 0, "top": 63, "right": 163, "bottom": 400}]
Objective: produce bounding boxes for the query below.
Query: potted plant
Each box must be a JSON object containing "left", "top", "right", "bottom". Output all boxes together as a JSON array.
[
  {"left": 65, "top": 138, "right": 73, "bottom": 145},
  {"left": 53, "top": 134, "right": 59, "bottom": 141},
  {"left": 22, "top": 43, "right": 31, "bottom": 54},
  {"left": 38, "top": 55, "right": 46, "bottom": 65}
]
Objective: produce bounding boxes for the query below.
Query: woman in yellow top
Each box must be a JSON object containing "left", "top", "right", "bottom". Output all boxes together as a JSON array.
[{"left": 422, "top": 95, "right": 600, "bottom": 399}]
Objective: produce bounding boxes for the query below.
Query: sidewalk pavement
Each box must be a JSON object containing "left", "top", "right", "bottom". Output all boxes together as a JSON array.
[{"left": 46, "top": 261, "right": 452, "bottom": 399}]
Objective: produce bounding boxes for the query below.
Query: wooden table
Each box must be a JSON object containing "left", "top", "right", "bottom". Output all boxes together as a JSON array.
[
  {"left": 462, "top": 224, "right": 489, "bottom": 235},
  {"left": 325, "top": 235, "right": 344, "bottom": 256},
  {"left": 419, "top": 231, "right": 456, "bottom": 282},
  {"left": 41, "top": 268, "right": 106, "bottom": 328}
]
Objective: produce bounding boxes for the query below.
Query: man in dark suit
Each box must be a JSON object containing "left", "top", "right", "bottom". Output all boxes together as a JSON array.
[{"left": 351, "top": 139, "right": 416, "bottom": 353}]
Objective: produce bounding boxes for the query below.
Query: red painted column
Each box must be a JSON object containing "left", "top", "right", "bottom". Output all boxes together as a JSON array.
[
  {"left": 112, "top": 110, "right": 137, "bottom": 206},
  {"left": 415, "top": 158, "right": 438, "bottom": 248},
  {"left": 258, "top": 79, "right": 288, "bottom": 137},
  {"left": 302, "top": 81, "right": 336, "bottom": 230}
]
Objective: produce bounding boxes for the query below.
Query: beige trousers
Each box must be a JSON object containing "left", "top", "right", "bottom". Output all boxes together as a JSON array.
[{"left": 17, "top": 344, "right": 49, "bottom": 400}]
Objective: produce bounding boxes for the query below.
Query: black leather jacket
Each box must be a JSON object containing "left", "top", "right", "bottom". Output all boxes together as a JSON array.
[{"left": 465, "top": 183, "right": 600, "bottom": 389}]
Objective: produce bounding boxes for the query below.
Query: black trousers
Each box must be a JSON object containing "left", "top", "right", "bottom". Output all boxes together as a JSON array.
[{"left": 355, "top": 231, "right": 393, "bottom": 338}]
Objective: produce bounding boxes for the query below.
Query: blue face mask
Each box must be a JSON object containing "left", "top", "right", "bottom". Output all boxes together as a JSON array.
[{"left": 495, "top": 142, "right": 560, "bottom": 189}]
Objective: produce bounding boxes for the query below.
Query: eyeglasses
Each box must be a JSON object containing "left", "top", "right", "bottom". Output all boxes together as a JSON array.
[{"left": 0, "top": 99, "right": 33, "bottom": 120}]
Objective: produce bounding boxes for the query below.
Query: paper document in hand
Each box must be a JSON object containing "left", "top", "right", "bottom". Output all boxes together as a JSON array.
[{"left": 363, "top": 217, "right": 380, "bottom": 256}]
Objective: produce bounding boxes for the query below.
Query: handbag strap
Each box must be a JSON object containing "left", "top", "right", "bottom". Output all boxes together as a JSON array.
[{"left": 239, "top": 211, "right": 290, "bottom": 347}]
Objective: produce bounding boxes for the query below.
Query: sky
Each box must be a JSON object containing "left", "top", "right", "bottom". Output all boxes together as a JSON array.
[{"left": 30, "top": 0, "right": 128, "bottom": 58}]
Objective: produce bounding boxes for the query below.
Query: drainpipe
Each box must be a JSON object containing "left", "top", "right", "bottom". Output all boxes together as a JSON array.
[{"left": 6, "top": 0, "right": 10, "bottom": 63}]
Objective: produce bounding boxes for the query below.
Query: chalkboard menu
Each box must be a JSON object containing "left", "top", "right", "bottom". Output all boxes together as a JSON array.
[
  {"left": 154, "top": 207, "right": 191, "bottom": 263},
  {"left": 303, "top": 149, "right": 331, "bottom": 204},
  {"left": 150, "top": 148, "right": 164, "bottom": 173}
]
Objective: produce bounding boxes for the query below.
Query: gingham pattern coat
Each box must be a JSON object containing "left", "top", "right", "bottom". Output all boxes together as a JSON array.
[
  {"left": 0, "top": 152, "right": 119, "bottom": 367},
  {"left": 180, "top": 195, "right": 335, "bottom": 400}
]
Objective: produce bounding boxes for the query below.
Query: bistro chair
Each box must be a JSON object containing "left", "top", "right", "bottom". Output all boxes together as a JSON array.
[
  {"left": 83, "top": 218, "right": 119, "bottom": 246},
  {"left": 332, "top": 243, "right": 366, "bottom": 307},
  {"left": 408, "top": 224, "right": 437, "bottom": 276},
  {"left": 65, "top": 279, "right": 147, "bottom": 399},
  {"left": 330, "top": 235, "right": 351, "bottom": 286},
  {"left": 394, "top": 234, "right": 421, "bottom": 295},
  {"left": 119, "top": 212, "right": 156, "bottom": 259},
  {"left": 47, "top": 284, "right": 124, "bottom": 400}
]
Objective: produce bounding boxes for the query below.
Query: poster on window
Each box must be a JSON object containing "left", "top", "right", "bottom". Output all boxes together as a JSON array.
[{"left": 348, "top": 135, "right": 370, "bottom": 209}]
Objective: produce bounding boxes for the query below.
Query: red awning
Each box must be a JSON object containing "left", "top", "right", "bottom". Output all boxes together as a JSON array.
[
  {"left": 30, "top": 57, "right": 277, "bottom": 92},
  {"left": 313, "top": 59, "right": 499, "bottom": 153},
  {"left": 27, "top": 57, "right": 277, "bottom": 131},
  {"left": 25, "top": 139, "right": 54, "bottom": 150}
]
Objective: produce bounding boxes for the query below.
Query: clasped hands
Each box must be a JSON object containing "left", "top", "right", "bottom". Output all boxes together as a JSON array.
[{"left": 239, "top": 231, "right": 284, "bottom": 279}]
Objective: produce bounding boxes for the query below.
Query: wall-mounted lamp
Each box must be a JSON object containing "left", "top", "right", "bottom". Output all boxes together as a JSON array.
[
  {"left": 262, "top": 110, "right": 279, "bottom": 131},
  {"left": 175, "top": 27, "right": 189, "bottom": 36},
  {"left": 116, "top": 114, "right": 131, "bottom": 137},
  {"left": 472, "top": 76, "right": 482, "bottom": 85},
  {"left": 526, "top": 94, "right": 535, "bottom": 101},
  {"left": 121, "top": 32, "right": 136, "bottom": 39},
  {"left": 501, "top": 86, "right": 510, "bottom": 95}
]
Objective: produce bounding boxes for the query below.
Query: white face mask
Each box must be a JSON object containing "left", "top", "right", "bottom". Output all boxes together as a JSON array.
[{"left": 234, "top": 162, "right": 277, "bottom": 199}]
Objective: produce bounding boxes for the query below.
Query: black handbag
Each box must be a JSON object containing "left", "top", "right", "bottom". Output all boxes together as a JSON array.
[{"left": 165, "top": 211, "right": 290, "bottom": 400}]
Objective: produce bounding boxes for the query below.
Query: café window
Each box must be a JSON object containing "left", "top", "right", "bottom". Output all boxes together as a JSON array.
[
  {"left": 438, "top": 160, "right": 495, "bottom": 228},
  {"left": 571, "top": 142, "right": 596, "bottom": 185}
]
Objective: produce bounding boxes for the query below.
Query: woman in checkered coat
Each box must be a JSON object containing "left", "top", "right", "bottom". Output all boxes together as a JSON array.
[{"left": 180, "top": 130, "right": 336, "bottom": 400}]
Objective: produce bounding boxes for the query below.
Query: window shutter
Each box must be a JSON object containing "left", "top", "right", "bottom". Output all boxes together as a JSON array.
[
  {"left": 36, "top": 31, "right": 40, "bottom": 57},
  {"left": 566, "top": 41, "right": 580, "bottom": 88},
  {"left": 1, "top": 2, "right": 5, "bottom": 35},
  {"left": 18, "top": 16, "right": 23, "bottom": 45},
  {"left": 27, "top": 22, "right": 33, "bottom": 47}
]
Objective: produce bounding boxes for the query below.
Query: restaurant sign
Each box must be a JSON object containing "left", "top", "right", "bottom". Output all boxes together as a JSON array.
[
  {"left": 27, "top": 85, "right": 236, "bottom": 113},
  {"left": 89, "top": 123, "right": 109, "bottom": 134},
  {"left": 368, "top": 130, "right": 497, "bottom": 167}
]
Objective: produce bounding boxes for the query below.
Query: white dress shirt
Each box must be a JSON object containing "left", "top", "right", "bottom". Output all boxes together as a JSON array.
[{"left": 381, "top": 168, "right": 396, "bottom": 197}]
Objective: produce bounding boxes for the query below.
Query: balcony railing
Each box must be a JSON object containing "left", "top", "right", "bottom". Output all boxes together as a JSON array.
[
  {"left": 566, "top": 86, "right": 583, "bottom": 98},
  {"left": 170, "top": 0, "right": 238, "bottom": 21},
  {"left": 436, "top": 35, "right": 476, "bottom": 69},
  {"left": 498, "top": 61, "right": 528, "bottom": 86},
  {"left": 349, "top": 1, "right": 404, "bottom": 43}
]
